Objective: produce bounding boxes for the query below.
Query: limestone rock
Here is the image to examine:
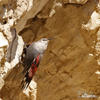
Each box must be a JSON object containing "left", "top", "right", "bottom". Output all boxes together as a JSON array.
[
  {"left": 0, "top": 0, "right": 50, "bottom": 100},
  {"left": 63, "top": 0, "right": 88, "bottom": 4},
  {"left": 0, "top": 0, "right": 100, "bottom": 100}
]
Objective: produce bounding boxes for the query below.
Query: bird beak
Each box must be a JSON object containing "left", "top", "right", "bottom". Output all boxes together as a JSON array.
[{"left": 47, "top": 38, "right": 55, "bottom": 40}]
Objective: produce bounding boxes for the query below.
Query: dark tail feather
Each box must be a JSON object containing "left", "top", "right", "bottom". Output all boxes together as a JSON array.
[{"left": 21, "top": 72, "right": 32, "bottom": 89}]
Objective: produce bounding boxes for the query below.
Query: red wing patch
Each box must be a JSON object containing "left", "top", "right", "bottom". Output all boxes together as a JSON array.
[{"left": 28, "top": 54, "right": 40, "bottom": 78}]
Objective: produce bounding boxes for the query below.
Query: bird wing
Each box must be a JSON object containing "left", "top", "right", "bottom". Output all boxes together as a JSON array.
[
  {"left": 22, "top": 44, "right": 40, "bottom": 74},
  {"left": 21, "top": 54, "right": 40, "bottom": 89},
  {"left": 28, "top": 54, "right": 40, "bottom": 77}
]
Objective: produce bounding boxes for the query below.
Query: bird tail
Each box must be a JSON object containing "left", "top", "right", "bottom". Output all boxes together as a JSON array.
[{"left": 21, "top": 71, "right": 32, "bottom": 89}]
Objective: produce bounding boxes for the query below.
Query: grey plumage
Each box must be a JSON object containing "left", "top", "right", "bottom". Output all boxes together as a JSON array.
[
  {"left": 22, "top": 38, "right": 49, "bottom": 73},
  {"left": 21, "top": 38, "right": 50, "bottom": 89}
]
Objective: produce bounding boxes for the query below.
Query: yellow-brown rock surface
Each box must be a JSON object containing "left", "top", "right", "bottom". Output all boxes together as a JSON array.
[{"left": 0, "top": 0, "right": 100, "bottom": 100}]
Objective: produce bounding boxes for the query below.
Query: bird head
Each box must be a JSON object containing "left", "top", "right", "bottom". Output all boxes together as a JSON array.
[{"left": 34, "top": 38, "right": 53, "bottom": 53}]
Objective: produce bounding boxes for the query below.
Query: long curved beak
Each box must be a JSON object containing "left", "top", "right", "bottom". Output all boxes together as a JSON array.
[{"left": 47, "top": 37, "right": 55, "bottom": 40}]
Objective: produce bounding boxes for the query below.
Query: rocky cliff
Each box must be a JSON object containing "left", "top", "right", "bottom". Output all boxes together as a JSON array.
[{"left": 0, "top": 0, "right": 100, "bottom": 100}]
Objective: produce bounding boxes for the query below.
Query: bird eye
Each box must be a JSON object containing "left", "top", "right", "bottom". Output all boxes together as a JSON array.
[{"left": 43, "top": 38, "right": 47, "bottom": 41}]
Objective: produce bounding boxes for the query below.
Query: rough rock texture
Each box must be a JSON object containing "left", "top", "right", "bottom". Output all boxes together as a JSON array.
[
  {"left": 62, "top": 0, "right": 88, "bottom": 4},
  {"left": 20, "top": 0, "right": 100, "bottom": 100},
  {"left": 0, "top": 0, "right": 49, "bottom": 100},
  {"left": 0, "top": 0, "right": 100, "bottom": 100}
]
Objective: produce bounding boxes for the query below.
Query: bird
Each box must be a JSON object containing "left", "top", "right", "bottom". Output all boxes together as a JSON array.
[{"left": 21, "top": 38, "right": 52, "bottom": 89}]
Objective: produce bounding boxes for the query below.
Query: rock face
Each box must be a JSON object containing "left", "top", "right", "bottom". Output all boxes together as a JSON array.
[
  {"left": 0, "top": 0, "right": 49, "bottom": 100},
  {"left": 0, "top": 0, "right": 100, "bottom": 100}
]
